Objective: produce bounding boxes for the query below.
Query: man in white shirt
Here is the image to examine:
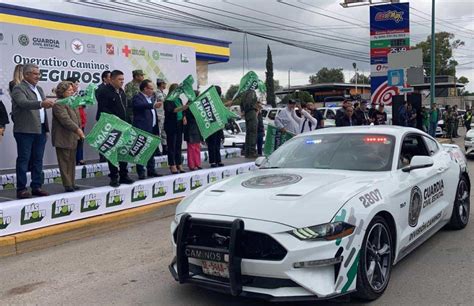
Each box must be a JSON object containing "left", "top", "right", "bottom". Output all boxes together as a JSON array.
[
  {"left": 11, "top": 63, "right": 55, "bottom": 199},
  {"left": 300, "top": 102, "right": 318, "bottom": 133},
  {"left": 274, "top": 99, "right": 316, "bottom": 135}
]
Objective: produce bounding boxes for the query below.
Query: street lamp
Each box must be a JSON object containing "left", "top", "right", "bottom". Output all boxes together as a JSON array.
[
  {"left": 340, "top": 0, "right": 399, "bottom": 8},
  {"left": 353, "top": 62, "right": 358, "bottom": 97}
]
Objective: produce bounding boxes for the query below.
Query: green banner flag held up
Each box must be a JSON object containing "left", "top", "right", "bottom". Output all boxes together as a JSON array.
[
  {"left": 189, "top": 86, "right": 229, "bottom": 140},
  {"left": 117, "top": 127, "right": 161, "bottom": 166},
  {"left": 263, "top": 124, "right": 295, "bottom": 156},
  {"left": 232, "top": 71, "right": 266, "bottom": 100},
  {"left": 167, "top": 75, "right": 196, "bottom": 101},
  {"left": 56, "top": 83, "right": 97, "bottom": 108},
  {"left": 85, "top": 113, "right": 161, "bottom": 167}
]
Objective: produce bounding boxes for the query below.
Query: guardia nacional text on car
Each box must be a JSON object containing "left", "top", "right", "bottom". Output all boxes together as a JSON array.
[{"left": 169, "top": 126, "right": 470, "bottom": 301}]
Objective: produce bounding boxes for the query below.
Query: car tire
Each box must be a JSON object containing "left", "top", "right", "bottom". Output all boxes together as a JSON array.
[
  {"left": 355, "top": 216, "right": 393, "bottom": 301},
  {"left": 447, "top": 176, "right": 470, "bottom": 230}
]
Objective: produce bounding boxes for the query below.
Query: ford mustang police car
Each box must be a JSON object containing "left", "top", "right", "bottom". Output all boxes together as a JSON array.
[{"left": 169, "top": 126, "right": 470, "bottom": 301}]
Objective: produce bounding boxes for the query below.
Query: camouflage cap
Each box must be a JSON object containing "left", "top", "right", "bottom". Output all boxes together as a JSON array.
[{"left": 132, "top": 70, "right": 145, "bottom": 77}]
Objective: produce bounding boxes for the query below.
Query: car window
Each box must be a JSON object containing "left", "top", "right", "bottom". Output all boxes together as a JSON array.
[
  {"left": 423, "top": 136, "right": 439, "bottom": 155},
  {"left": 261, "top": 110, "right": 268, "bottom": 118},
  {"left": 239, "top": 122, "right": 246, "bottom": 133},
  {"left": 398, "top": 134, "right": 430, "bottom": 169},
  {"left": 326, "top": 110, "right": 336, "bottom": 120},
  {"left": 268, "top": 110, "right": 277, "bottom": 120},
  {"left": 265, "top": 134, "right": 395, "bottom": 172}
]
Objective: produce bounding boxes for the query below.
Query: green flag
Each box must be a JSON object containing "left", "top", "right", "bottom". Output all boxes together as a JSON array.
[
  {"left": 56, "top": 83, "right": 97, "bottom": 108},
  {"left": 233, "top": 71, "right": 266, "bottom": 100},
  {"left": 189, "top": 86, "right": 229, "bottom": 140},
  {"left": 85, "top": 113, "right": 161, "bottom": 167},
  {"left": 117, "top": 127, "right": 161, "bottom": 166},
  {"left": 263, "top": 125, "right": 295, "bottom": 156},
  {"left": 167, "top": 75, "right": 196, "bottom": 101}
]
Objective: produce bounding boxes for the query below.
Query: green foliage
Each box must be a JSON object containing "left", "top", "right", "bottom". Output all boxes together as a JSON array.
[
  {"left": 265, "top": 45, "right": 276, "bottom": 108},
  {"left": 281, "top": 91, "right": 314, "bottom": 104},
  {"left": 350, "top": 73, "right": 370, "bottom": 84},
  {"left": 225, "top": 84, "right": 241, "bottom": 105},
  {"left": 413, "top": 32, "right": 464, "bottom": 77},
  {"left": 458, "top": 76, "right": 469, "bottom": 84},
  {"left": 309, "top": 67, "right": 344, "bottom": 84}
]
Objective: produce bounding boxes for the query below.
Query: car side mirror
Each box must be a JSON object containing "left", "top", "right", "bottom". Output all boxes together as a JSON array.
[
  {"left": 255, "top": 156, "right": 267, "bottom": 167},
  {"left": 402, "top": 156, "right": 434, "bottom": 172}
]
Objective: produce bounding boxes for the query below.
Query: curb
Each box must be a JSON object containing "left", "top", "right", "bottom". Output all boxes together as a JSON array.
[{"left": 0, "top": 198, "right": 182, "bottom": 257}]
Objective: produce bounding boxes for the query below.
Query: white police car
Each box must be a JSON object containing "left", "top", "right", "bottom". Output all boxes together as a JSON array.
[{"left": 169, "top": 126, "right": 469, "bottom": 301}]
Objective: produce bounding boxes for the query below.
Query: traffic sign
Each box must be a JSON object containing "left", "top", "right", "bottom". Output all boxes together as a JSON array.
[{"left": 387, "top": 69, "right": 405, "bottom": 87}]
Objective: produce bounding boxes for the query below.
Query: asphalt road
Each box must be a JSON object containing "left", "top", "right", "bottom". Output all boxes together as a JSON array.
[{"left": 1, "top": 138, "right": 473, "bottom": 305}]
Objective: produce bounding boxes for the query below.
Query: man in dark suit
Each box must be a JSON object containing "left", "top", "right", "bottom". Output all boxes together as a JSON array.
[
  {"left": 11, "top": 63, "right": 55, "bottom": 199},
  {"left": 132, "top": 79, "right": 163, "bottom": 179},
  {"left": 95, "top": 70, "right": 111, "bottom": 162},
  {"left": 338, "top": 106, "right": 359, "bottom": 127},
  {"left": 96, "top": 70, "right": 134, "bottom": 187}
]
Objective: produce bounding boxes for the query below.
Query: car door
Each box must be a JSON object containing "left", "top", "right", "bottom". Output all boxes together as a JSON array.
[{"left": 392, "top": 133, "right": 448, "bottom": 256}]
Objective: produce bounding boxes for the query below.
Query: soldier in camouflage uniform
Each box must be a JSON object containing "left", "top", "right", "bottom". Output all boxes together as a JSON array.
[
  {"left": 124, "top": 70, "right": 145, "bottom": 123},
  {"left": 241, "top": 88, "right": 258, "bottom": 158}
]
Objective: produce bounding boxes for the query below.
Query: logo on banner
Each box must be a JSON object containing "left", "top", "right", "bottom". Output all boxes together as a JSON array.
[
  {"left": 0, "top": 33, "right": 4, "bottom": 41},
  {"left": 190, "top": 175, "right": 203, "bottom": 190},
  {"left": 20, "top": 203, "right": 45, "bottom": 225},
  {"left": 208, "top": 172, "right": 218, "bottom": 184},
  {"left": 173, "top": 178, "right": 187, "bottom": 194},
  {"left": 122, "top": 45, "right": 146, "bottom": 57},
  {"left": 222, "top": 169, "right": 232, "bottom": 179},
  {"left": 152, "top": 181, "right": 168, "bottom": 198},
  {"left": 236, "top": 167, "right": 245, "bottom": 175},
  {"left": 0, "top": 210, "right": 11, "bottom": 230},
  {"left": 18, "top": 34, "right": 29, "bottom": 46},
  {"left": 81, "top": 193, "right": 101, "bottom": 212},
  {"left": 152, "top": 50, "right": 160, "bottom": 60},
  {"left": 372, "top": 80, "right": 399, "bottom": 106},
  {"left": 71, "top": 39, "right": 84, "bottom": 54},
  {"left": 1, "top": 174, "right": 15, "bottom": 190},
  {"left": 180, "top": 53, "right": 189, "bottom": 63},
  {"left": 106, "top": 189, "right": 125, "bottom": 207},
  {"left": 32, "top": 37, "right": 60, "bottom": 49},
  {"left": 86, "top": 43, "right": 98, "bottom": 54},
  {"left": 52, "top": 198, "right": 74, "bottom": 219},
  {"left": 132, "top": 185, "right": 148, "bottom": 202},
  {"left": 375, "top": 10, "right": 405, "bottom": 23},
  {"left": 106, "top": 43, "right": 115, "bottom": 55}
]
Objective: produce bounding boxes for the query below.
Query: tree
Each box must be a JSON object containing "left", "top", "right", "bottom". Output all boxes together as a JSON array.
[
  {"left": 350, "top": 73, "right": 370, "bottom": 84},
  {"left": 457, "top": 76, "right": 469, "bottom": 96},
  {"left": 265, "top": 45, "right": 276, "bottom": 107},
  {"left": 281, "top": 91, "right": 314, "bottom": 105},
  {"left": 309, "top": 67, "right": 344, "bottom": 84},
  {"left": 413, "top": 32, "right": 464, "bottom": 77}
]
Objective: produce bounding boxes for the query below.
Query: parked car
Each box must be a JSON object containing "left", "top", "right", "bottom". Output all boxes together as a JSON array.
[
  {"left": 260, "top": 108, "right": 283, "bottom": 125},
  {"left": 317, "top": 107, "right": 341, "bottom": 127},
  {"left": 464, "top": 129, "right": 474, "bottom": 155},
  {"left": 223, "top": 130, "right": 245, "bottom": 147}
]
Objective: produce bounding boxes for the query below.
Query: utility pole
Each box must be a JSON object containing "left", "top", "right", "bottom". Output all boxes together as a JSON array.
[
  {"left": 288, "top": 68, "right": 291, "bottom": 90},
  {"left": 353, "top": 62, "right": 358, "bottom": 97},
  {"left": 430, "top": 0, "right": 436, "bottom": 106}
]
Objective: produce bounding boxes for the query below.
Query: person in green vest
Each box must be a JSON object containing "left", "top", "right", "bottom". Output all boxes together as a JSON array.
[
  {"left": 464, "top": 108, "right": 472, "bottom": 131},
  {"left": 124, "top": 70, "right": 145, "bottom": 123},
  {"left": 428, "top": 103, "right": 440, "bottom": 138}
]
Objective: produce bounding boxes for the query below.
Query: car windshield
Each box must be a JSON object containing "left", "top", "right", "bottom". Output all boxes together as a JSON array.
[
  {"left": 239, "top": 122, "right": 246, "bottom": 133},
  {"left": 264, "top": 133, "right": 396, "bottom": 171}
]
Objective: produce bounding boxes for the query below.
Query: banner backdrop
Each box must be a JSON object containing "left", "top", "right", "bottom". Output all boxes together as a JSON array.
[
  {"left": 0, "top": 22, "right": 196, "bottom": 170},
  {"left": 370, "top": 3, "right": 410, "bottom": 105},
  {"left": 0, "top": 161, "right": 257, "bottom": 237}
]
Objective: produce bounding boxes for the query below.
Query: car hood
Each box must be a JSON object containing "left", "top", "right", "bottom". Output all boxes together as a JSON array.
[{"left": 176, "top": 169, "right": 388, "bottom": 228}]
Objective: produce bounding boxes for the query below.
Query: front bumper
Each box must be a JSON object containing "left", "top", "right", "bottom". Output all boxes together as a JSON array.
[
  {"left": 169, "top": 214, "right": 359, "bottom": 301},
  {"left": 465, "top": 141, "right": 474, "bottom": 154}
]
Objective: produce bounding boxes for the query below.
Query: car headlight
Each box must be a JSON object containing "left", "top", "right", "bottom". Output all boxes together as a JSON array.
[{"left": 289, "top": 222, "right": 355, "bottom": 241}]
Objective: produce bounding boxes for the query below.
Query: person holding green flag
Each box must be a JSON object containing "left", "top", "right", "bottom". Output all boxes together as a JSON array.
[
  {"left": 241, "top": 87, "right": 258, "bottom": 158},
  {"left": 164, "top": 83, "right": 189, "bottom": 174},
  {"left": 205, "top": 86, "right": 225, "bottom": 167}
]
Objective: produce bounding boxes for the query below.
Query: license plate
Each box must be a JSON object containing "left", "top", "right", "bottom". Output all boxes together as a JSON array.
[{"left": 202, "top": 260, "right": 229, "bottom": 278}]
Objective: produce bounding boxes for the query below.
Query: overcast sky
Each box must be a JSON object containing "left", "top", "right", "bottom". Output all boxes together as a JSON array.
[{"left": 3, "top": 0, "right": 474, "bottom": 93}]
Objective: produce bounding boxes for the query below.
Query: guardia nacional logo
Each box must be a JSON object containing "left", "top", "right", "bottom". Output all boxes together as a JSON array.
[
  {"left": 52, "top": 198, "right": 74, "bottom": 219},
  {"left": 152, "top": 181, "right": 168, "bottom": 198},
  {"left": 18, "top": 34, "right": 29, "bottom": 46},
  {"left": 0, "top": 210, "right": 12, "bottom": 230},
  {"left": 20, "top": 203, "right": 45, "bottom": 225},
  {"left": 207, "top": 171, "right": 219, "bottom": 184},
  {"left": 131, "top": 185, "right": 148, "bottom": 202},
  {"left": 190, "top": 175, "right": 204, "bottom": 190},
  {"left": 81, "top": 193, "right": 101, "bottom": 212},
  {"left": 106, "top": 189, "right": 124, "bottom": 207}
]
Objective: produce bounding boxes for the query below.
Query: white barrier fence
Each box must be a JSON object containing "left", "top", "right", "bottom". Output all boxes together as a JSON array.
[
  {"left": 0, "top": 148, "right": 242, "bottom": 190},
  {"left": 0, "top": 161, "right": 256, "bottom": 237}
]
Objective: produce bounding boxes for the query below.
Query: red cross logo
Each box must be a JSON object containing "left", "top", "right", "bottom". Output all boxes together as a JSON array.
[{"left": 122, "top": 45, "right": 132, "bottom": 57}]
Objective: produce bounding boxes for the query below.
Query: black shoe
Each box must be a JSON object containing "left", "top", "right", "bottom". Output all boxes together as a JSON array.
[
  {"left": 138, "top": 173, "right": 146, "bottom": 180},
  {"left": 119, "top": 176, "right": 135, "bottom": 184},
  {"left": 65, "top": 187, "right": 75, "bottom": 192},
  {"left": 17, "top": 190, "right": 32, "bottom": 199},
  {"left": 32, "top": 189, "right": 49, "bottom": 197},
  {"left": 210, "top": 163, "right": 218, "bottom": 168},
  {"left": 147, "top": 171, "right": 162, "bottom": 177},
  {"left": 110, "top": 179, "right": 120, "bottom": 188},
  {"left": 217, "top": 163, "right": 225, "bottom": 167},
  {"left": 73, "top": 185, "right": 80, "bottom": 190},
  {"left": 197, "top": 166, "right": 203, "bottom": 170}
]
